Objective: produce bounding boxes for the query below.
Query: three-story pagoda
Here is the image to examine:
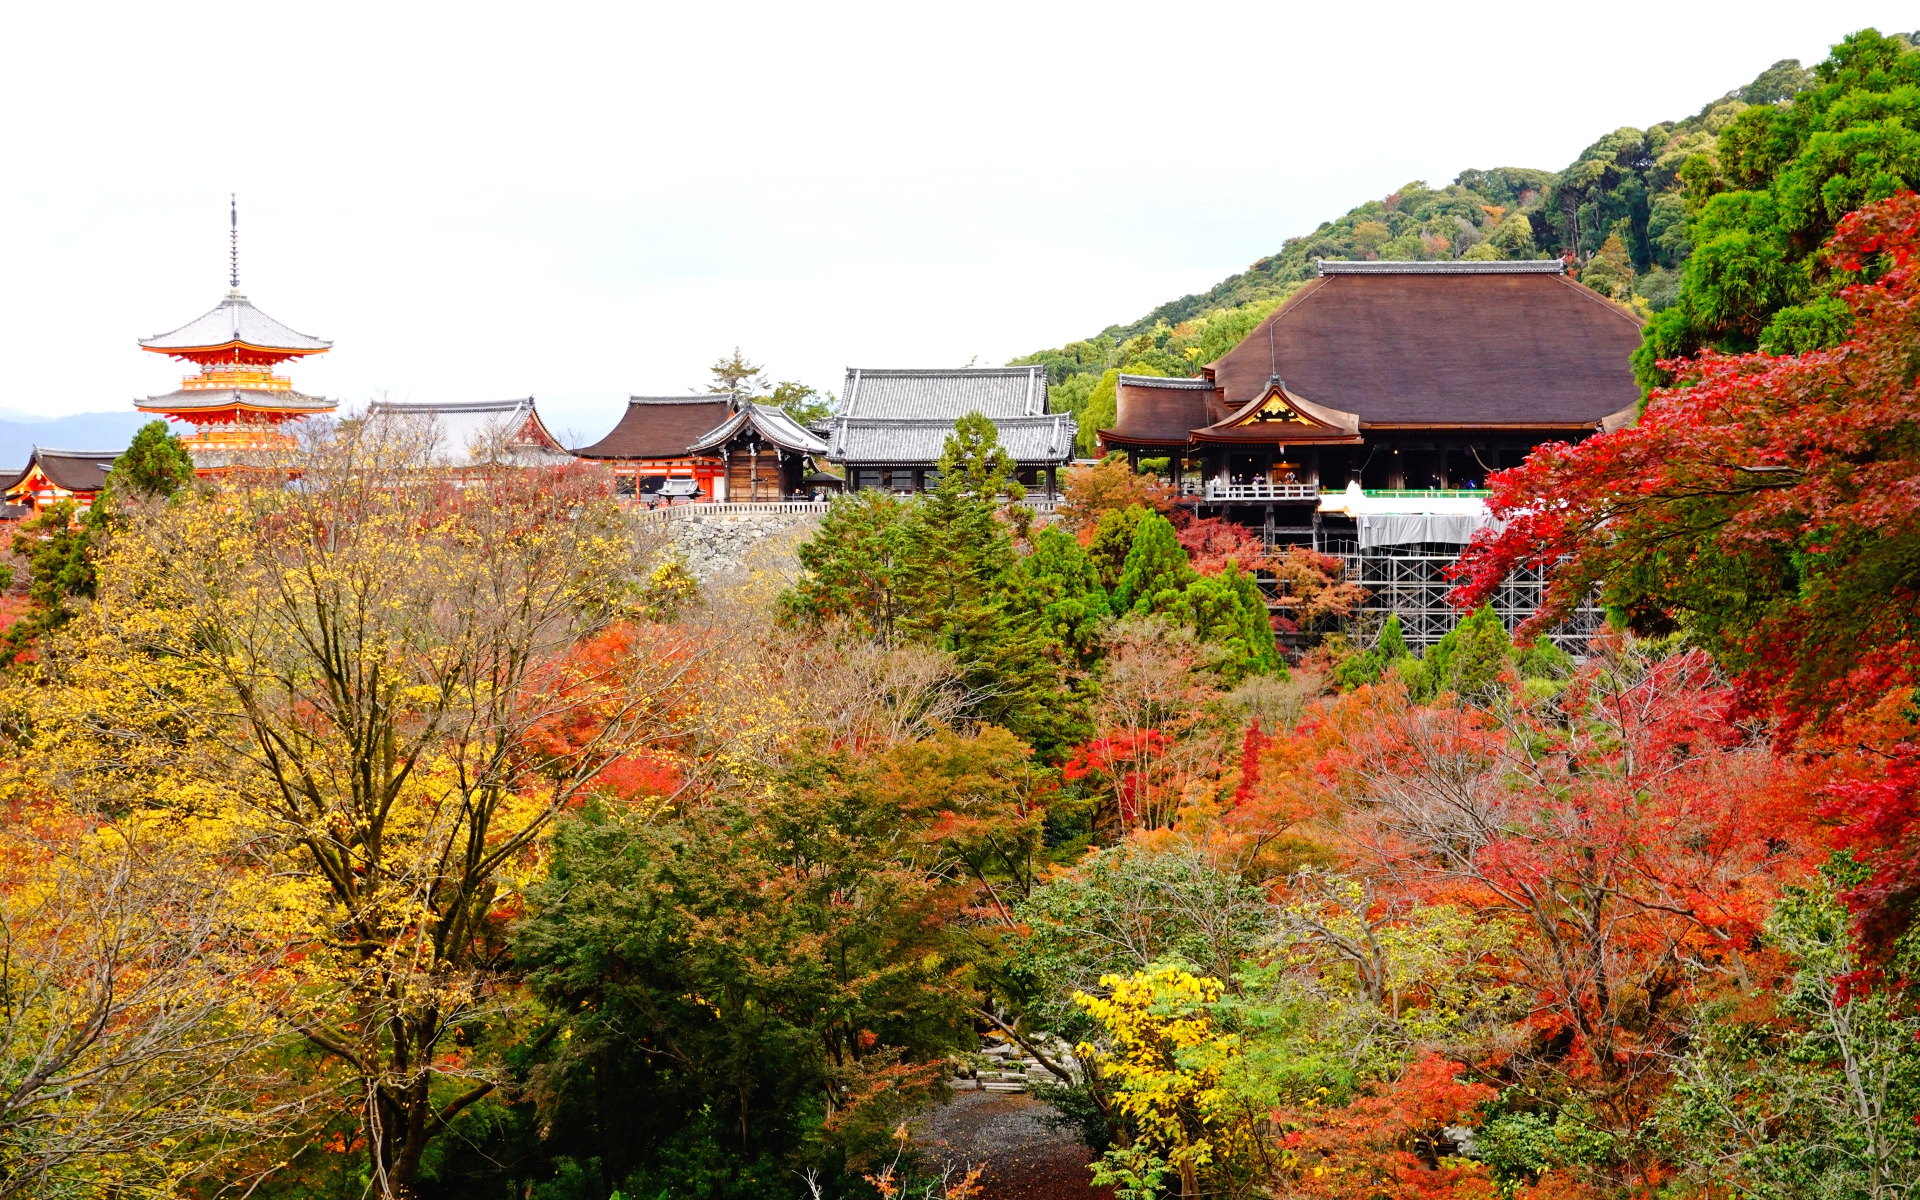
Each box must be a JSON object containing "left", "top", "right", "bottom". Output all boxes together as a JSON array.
[{"left": 136, "top": 200, "right": 334, "bottom": 456}]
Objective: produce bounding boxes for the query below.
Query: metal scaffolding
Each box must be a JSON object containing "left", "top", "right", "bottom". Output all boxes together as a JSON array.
[
  {"left": 1257, "top": 531, "right": 1602, "bottom": 654},
  {"left": 1333, "top": 542, "right": 1602, "bottom": 652}
]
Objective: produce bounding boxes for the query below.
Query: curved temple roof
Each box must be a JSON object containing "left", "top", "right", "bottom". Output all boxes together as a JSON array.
[
  {"left": 573, "top": 396, "right": 737, "bottom": 460},
  {"left": 5, "top": 448, "right": 120, "bottom": 498},
  {"left": 830, "top": 413, "right": 1075, "bottom": 466},
  {"left": 366, "top": 398, "right": 574, "bottom": 466},
  {"left": 836, "top": 366, "right": 1048, "bottom": 419},
  {"left": 687, "top": 404, "right": 829, "bottom": 456},
  {"left": 139, "top": 387, "right": 335, "bottom": 416},
  {"left": 140, "top": 290, "right": 332, "bottom": 357}
]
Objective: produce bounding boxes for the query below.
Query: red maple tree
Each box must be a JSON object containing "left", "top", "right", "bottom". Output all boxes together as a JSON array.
[{"left": 1451, "top": 192, "right": 1920, "bottom": 736}]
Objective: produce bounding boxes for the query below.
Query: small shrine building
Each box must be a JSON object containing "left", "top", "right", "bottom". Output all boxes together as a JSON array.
[
  {"left": 2, "top": 448, "right": 121, "bottom": 514},
  {"left": 573, "top": 395, "right": 829, "bottom": 502}
]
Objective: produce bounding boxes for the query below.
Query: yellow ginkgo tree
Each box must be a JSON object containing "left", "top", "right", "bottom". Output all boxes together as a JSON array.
[
  {"left": 1074, "top": 965, "right": 1258, "bottom": 1200},
  {"left": 21, "top": 418, "right": 718, "bottom": 1197}
]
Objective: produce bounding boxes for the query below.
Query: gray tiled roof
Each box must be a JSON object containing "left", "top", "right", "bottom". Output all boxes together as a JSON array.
[
  {"left": 836, "top": 366, "right": 1049, "bottom": 419},
  {"left": 140, "top": 290, "right": 332, "bottom": 352},
  {"left": 139, "top": 387, "right": 335, "bottom": 412},
  {"left": 687, "top": 403, "right": 829, "bottom": 455},
  {"left": 830, "top": 414, "right": 1075, "bottom": 466},
  {"left": 1117, "top": 373, "right": 1214, "bottom": 389},
  {"left": 1315, "top": 259, "right": 1565, "bottom": 275}
]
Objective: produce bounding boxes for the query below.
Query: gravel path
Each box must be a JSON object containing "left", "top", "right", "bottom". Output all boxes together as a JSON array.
[{"left": 917, "top": 1090, "right": 1114, "bottom": 1200}]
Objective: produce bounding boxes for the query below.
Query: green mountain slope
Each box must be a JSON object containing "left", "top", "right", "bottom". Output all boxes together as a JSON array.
[{"left": 1018, "top": 56, "right": 1817, "bottom": 453}]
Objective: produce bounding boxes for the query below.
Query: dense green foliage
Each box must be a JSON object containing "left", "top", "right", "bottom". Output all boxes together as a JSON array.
[
  {"left": 514, "top": 756, "right": 982, "bottom": 1198},
  {"left": 783, "top": 425, "right": 1287, "bottom": 754},
  {"left": 1639, "top": 29, "right": 1920, "bottom": 386},
  {"left": 3, "top": 420, "right": 196, "bottom": 658}
]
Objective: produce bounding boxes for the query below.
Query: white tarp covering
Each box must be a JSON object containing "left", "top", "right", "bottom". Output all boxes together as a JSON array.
[
  {"left": 1320, "top": 482, "right": 1504, "bottom": 548},
  {"left": 1355, "top": 511, "right": 1494, "bottom": 548}
]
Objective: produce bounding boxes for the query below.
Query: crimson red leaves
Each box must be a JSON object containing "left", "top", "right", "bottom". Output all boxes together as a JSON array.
[{"left": 1453, "top": 192, "right": 1920, "bottom": 732}]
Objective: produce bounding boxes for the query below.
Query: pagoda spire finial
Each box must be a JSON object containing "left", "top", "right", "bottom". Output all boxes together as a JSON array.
[{"left": 229, "top": 194, "right": 239, "bottom": 291}]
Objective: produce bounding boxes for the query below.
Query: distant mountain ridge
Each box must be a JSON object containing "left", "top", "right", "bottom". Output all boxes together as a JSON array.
[{"left": 0, "top": 411, "right": 154, "bottom": 473}]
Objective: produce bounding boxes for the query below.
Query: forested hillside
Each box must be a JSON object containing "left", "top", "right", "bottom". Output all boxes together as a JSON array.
[{"left": 1017, "top": 53, "right": 1830, "bottom": 453}]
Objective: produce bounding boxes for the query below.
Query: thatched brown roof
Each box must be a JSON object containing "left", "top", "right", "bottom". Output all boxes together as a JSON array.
[
  {"left": 10, "top": 448, "right": 118, "bottom": 495},
  {"left": 1207, "top": 263, "right": 1644, "bottom": 427},
  {"left": 572, "top": 397, "right": 733, "bottom": 460}
]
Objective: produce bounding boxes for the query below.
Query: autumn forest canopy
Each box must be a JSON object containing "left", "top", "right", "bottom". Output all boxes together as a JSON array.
[{"left": 18, "top": 24, "right": 1920, "bottom": 1200}]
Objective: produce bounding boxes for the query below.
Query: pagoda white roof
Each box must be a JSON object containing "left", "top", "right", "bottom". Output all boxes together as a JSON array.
[{"left": 140, "top": 290, "right": 331, "bottom": 353}]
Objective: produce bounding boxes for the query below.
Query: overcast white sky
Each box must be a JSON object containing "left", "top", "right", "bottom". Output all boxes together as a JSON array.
[{"left": 0, "top": 1, "right": 1910, "bottom": 442}]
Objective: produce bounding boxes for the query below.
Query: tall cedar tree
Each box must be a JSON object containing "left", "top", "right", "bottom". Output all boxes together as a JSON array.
[
  {"left": 1111, "top": 512, "right": 1194, "bottom": 615},
  {"left": 907, "top": 413, "right": 1069, "bottom": 750}
]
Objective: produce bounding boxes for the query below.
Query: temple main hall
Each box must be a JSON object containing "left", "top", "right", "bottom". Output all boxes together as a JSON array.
[{"left": 1098, "top": 259, "right": 1644, "bottom": 643}]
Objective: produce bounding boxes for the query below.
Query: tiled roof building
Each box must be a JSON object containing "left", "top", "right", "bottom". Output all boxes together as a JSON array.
[
  {"left": 366, "top": 398, "right": 574, "bottom": 468},
  {"left": 1096, "top": 259, "right": 1643, "bottom": 650},
  {"left": 574, "top": 395, "right": 832, "bottom": 502},
  {"left": 3, "top": 448, "right": 121, "bottom": 513},
  {"left": 825, "top": 366, "right": 1076, "bottom": 496},
  {"left": 1100, "top": 259, "right": 1641, "bottom": 496}
]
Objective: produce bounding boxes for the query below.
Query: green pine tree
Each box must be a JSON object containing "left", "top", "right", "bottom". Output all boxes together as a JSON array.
[
  {"left": 1225, "top": 562, "right": 1283, "bottom": 678},
  {"left": 1014, "top": 524, "right": 1111, "bottom": 668},
  {"left": 1111, "top": 512, "right": 1193, "bottom": 616},
  {"left": 1185, "top": 560, "right": 1285, "bottom": 682},
  {"left": 104, "top": 420, "right": 197, "bottom": 501},
  {"left": 1088, "top": 504, "right": 1151, "bottom": 591},
  {"left": 1412, "top": 604, "right": 1511, "bottom": 702}
]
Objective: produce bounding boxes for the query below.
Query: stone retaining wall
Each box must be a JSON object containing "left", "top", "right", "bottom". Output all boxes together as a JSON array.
[{"left": 649, "top": 507, "right": 824, "bottom": 583}]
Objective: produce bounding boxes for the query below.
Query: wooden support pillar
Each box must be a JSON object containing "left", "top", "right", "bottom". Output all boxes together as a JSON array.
[{"left": 1046, "top": 466, "right": 1056, "bottom": 500}]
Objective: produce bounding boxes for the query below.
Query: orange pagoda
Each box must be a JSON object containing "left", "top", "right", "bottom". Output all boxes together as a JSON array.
[{"left": 136, "top": 199, "right": 335, "bottom": 456}]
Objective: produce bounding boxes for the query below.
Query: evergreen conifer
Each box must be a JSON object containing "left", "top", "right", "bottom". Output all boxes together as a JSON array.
[{"left": 1112, "top": 513, "right": 1193, "bottom": 615}]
